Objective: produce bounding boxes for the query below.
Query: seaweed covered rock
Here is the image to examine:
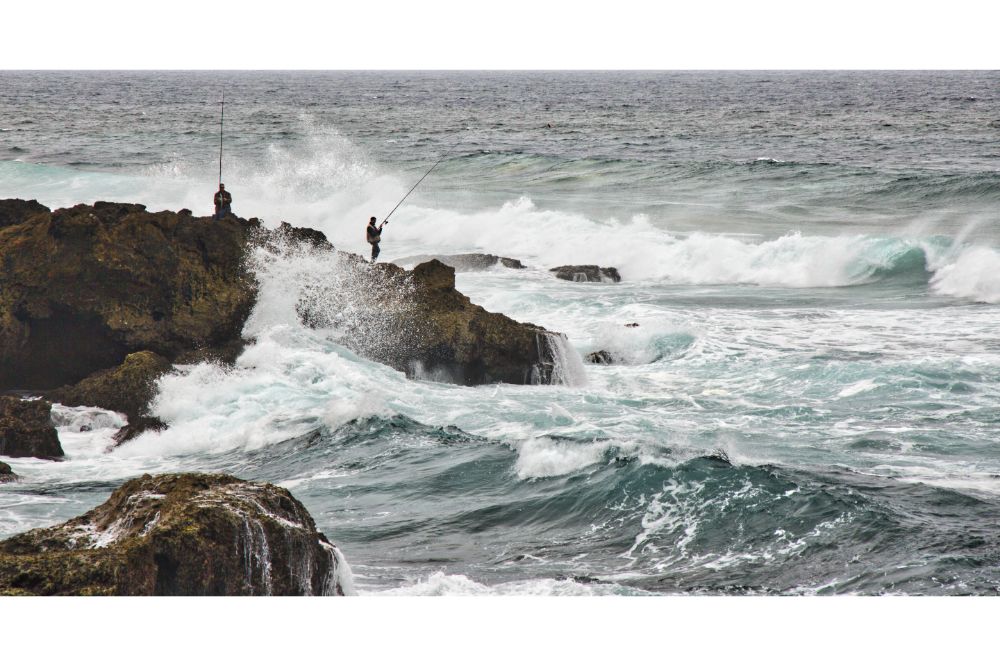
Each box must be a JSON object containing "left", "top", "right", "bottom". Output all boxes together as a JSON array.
[
  {"left": 0, "top": 473, "right": 351, "bottom": 595},
  {"left": 0, "top": 461, "right": 17, "bottom": 483},
  {"left": 393, "top": 253, "right": 526, "bottom": 271},
  {"left": 0, "top": 201, "right": 261, "bottom": 391},
  {"left": 550, "top": 265, "right": 621, "bottom": 283},
  {"left": 0, "top": 396, "right": 63, "bottom": 460}
]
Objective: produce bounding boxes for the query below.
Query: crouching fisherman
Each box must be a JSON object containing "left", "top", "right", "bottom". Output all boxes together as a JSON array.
[
  {"left": 214, "top": 183, "right": 233, "bottom": 220},
  {"left": 366, "top": 216, "right": 385, "bottom": 263}
]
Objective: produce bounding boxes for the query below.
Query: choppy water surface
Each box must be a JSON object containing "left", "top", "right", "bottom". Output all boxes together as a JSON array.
[{"left": 2, "top": 71, "right": 999, "bottom": 594}]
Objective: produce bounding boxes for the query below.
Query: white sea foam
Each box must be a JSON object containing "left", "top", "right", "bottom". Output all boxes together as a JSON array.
[
  {"left": 929, "top": 245, "right": 1000, "bottom": 303},
  {"left": 511, "top": 437, "right": 608, "bottom": 480},
  {"left": 373, "top": 571, "right": 639, "bottom": 596}
]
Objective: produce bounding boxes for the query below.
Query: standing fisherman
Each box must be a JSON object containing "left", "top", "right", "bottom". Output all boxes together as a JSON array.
[
  {"left": 366, "top": 216, "right": 384, "bottom": 263},
  {"left": 367, "top": 151, "right": 450, "bottom": 262},
  {"left": 213, "top": 91, "right": 230, "bottom": 221},
  {"left": 214, "top": 183, "right": 232, "bottom": 220}
]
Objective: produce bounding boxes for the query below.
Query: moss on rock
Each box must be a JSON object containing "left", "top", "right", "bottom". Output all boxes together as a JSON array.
[{"left": 0, "top": 473, "right": 350, "bottom": 595}]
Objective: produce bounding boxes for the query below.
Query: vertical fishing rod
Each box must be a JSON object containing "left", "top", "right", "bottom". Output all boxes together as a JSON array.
[
  {"left": 381, "top": 151, "right": 450, "bottom": 226},
  {"left": 218, "top": 91, "right": 225, "bottom": 188}
]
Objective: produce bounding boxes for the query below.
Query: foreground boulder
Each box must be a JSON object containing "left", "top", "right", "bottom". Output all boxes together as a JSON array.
[
  {"left": 393, "top": 253, "right": 526, "bottom": 271},
  {"left": 550, "top": 265, "right": 621, "bottom": 283},
  {"left": 0, "top": 473, "right": 351, "bottom": 595},
  {"left": 0, "top": 396, "right": 63, "bottom": 460},
  {"left": 0, "top": 461, "right": 16, "bottom": 484}
]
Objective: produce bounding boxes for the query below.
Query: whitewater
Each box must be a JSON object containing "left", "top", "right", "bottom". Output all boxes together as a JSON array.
[{"left": 2, "top": 71, "right": 1000, "bottom": 594}]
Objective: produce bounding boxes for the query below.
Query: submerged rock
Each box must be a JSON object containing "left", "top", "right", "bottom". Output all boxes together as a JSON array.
[
  {"left": 0, "top": 461, "right": 17, "bottom": 483},
  {"left": 393, "top": 253, "right": 526, "bottom": 271},
  {"left": 549, "top": 265, "right": 621, "bottom": 283},
  {"left": 585, "top": 350, "right": 615, "bottom": 365},
  {"left": 0, "top": 473, "right": 351, "bottom": 595},
  {"left": 0, "top": 396, "right": 63, "bottom": 460}
]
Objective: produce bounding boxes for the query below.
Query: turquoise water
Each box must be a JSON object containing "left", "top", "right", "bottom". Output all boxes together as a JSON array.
[{"left": 2, "top": 71, "right": 1000, "bottom": 594}]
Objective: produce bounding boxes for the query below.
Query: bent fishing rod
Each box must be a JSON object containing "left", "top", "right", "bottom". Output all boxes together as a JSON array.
[{"left": 381, "top": 151, "right": 451, "bottom": 227}]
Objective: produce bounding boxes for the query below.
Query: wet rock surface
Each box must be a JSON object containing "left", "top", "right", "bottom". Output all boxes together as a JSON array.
[
  {"left": 585, "top": 350, "right": 615, "bottom": 365},
  {"left": 0, "top": 473, "right": 350, "bottom": 595},
  {"left": 298, "top": 256, "right": 564, "bottom": 385},
  {"left": 0, "top": 396, "right": 63, "bottom": 460},
  {"left": 549, "top": 265, "right": 622, "bottom": 283},
  {"left": 393, "top": 253, "right": 526, "bottom": 271},
  {"left": 0, "top": 461, "right": 17, "bottom": 484},
  {"left": 47, "top": 351, "right": 172, "bottom": 445}
]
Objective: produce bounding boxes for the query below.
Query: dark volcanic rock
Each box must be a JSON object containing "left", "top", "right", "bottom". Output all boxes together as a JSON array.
[
  {"left": 297, "top": 257, "right": 565, "bottom": 385},
  {"left": 549, "top": 265, "right": 622, "bottom": 283},
  {"left": 0, "top": 396, "right": 63, "bottom": 460},
  {"left": 0, "top": 461, "right": 16, "bottom": 483},
  {"left": 47, "top": 351, "right": 171, "bottom": 443},
  {"left": 0, "top": 199, "right": 49, "bottom": 229},
  {"left": 48, "top": 351, "right": 171, "bottom": 422},
  {"left": 1, "top": 197, "right": 567, "bottom": 421},
  {"left": 0, "top": 201, "right": 260, "bottom": 390},
  {"left": 0, "top": 473, "right": 351, "bottom": 595},
  {"left": 393, "top": 253, "right": 526, "bottom": 271},
  {"left": 586, "top": 350, "right": 615, "bottom": 365}
]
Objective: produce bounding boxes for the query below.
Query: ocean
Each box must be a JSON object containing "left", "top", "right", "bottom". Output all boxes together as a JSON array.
[{"left": 1, "top": 70, "right": 999, "bottom": 594}]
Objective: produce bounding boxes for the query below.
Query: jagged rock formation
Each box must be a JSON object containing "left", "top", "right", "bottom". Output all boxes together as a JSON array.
[
  {"left": 393, "top": 253, "right": 526, "bottom": 271},
  {"left": 0, "top": 396, "right": 63, "bottom": 460},
  {"left": 550, "top": 265, "right": 622, "bottom": 283},
  {"left": 0, "top": 473, "right": 351, "bottom": 595},
  {"left": 0, "top": 200, "right": 258, "bottom": 391},
  {"left": 298, "top": 257, "right": 564, "bottom": 385},
  {"left": 0, "top": 199, "right": 568, "bottom": 432},
  {"left": 0, "top": 461, "right": 17, "bottom": 484}
]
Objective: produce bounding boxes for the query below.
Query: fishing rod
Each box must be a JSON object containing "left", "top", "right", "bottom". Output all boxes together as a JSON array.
[
  {"left": 218, "top": 91, "right": 225, "bottom": 188},
  {"left": 381, "top": 151, "right": 450, "bottom": 226}
]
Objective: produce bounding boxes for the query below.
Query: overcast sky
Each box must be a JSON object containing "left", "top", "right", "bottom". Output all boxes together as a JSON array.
[{"left": 4, "top": 0, "right": 999, "bottom": 69}]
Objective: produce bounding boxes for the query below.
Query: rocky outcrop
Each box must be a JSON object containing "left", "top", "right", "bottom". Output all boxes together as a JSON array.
[
  {"left": 47, "top": 351, "right": 172, "bottom": 444},
  {"left": 0, "top": 200, "right": 259, "bottom": 391},
  {"left": 0, "top": 473, "right": 351, "bottom": 595},
  {"left": 393, "top": 253, "right": 525, "bottom": 271},
  {"left": 550, "top": 265, "right": 621, "bottom": 283},
  {"left": 0, "top": 198, "right": 48, "bottom": 229},
  {"left": 298, "top": 257, "right": 564, "bottom": 385},
  {"left": 0, "top": 461, "right": 17, "bottom": 483},
  {"left": 0, "top": 396, "right": 63, "bottom": 460},
  {"left": 1, "top": 198, "right": 567, "bottom": 428}
]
